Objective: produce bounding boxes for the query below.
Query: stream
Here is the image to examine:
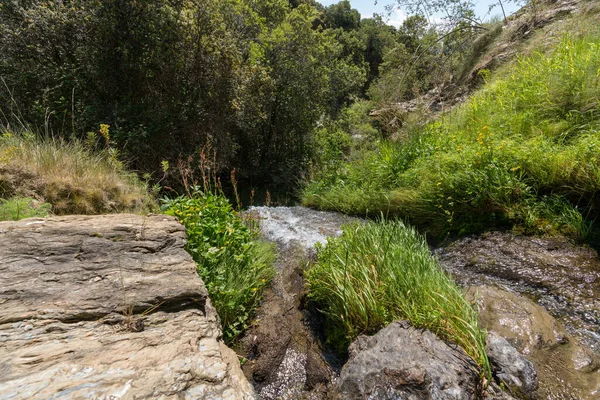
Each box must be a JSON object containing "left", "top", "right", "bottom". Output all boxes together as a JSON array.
[
  {"left": 238, "top": 206, "right": 356, "bottom": 399},
  {"left": 238, "top": 206, "right": 600, "bottom": 399}
]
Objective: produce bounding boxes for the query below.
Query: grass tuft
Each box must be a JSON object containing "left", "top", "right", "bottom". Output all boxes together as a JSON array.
[
  {"left": 0, "top": 196, "right": 51, "bottom": 221},
  {"left": 306, "top": 219, "right": 490, "bottom": 378}
]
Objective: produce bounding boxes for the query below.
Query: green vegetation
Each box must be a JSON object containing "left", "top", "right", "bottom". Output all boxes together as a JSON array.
[
  {"left": 3, "top": 0, "right": 596, "bottom": 382},
  {"left": 0, "top": 197, "right": 51, "bottom": 221},
  {"left": 163, "top": 192, "right": 275, "bottom": 343},
  {"left": 307, "top": 219, "right": 490, "bottom": 376},
  {"left": 0, "top": 0, "right": 480, "bottom": 193},
  {"left": 304, "top": 34, "right": 600, "bottom": 239},
  {"left": 0, "top": 131, "right": 155, "bottom": 215},
  {"left": 0, "top": 0, "right": 384, "bottom": 192}
]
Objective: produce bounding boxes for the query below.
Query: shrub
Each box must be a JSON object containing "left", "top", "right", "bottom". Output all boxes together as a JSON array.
[
  {"left": 163, "top": 191, "right": 275, "bottom": 342},
  {"left": 0, "top": 197, "right": 51, "bottom": 221},
  {"left": 0, "top": 131, "right": 155, "bottom": 215},
  {"left": 306, "top": 219, "right": 490, "bottom": 377}
]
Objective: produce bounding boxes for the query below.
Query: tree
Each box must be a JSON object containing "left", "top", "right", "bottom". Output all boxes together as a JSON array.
[
  {"left": 324, "top": 0, "right": 361, "bottom": 31},
  {"left": 0, "top": 0, "right": 367, "bottom": 192},
  {"left": 237, "top": 5, "right": 364, "bottom": 187},
  {"left": 360, "top": 17, "right": 398, "bottom": 90}
]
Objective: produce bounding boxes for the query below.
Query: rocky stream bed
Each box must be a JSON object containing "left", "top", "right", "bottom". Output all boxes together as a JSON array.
[{"left": 239, "top": 206, "right": 600, "bottom": 399}]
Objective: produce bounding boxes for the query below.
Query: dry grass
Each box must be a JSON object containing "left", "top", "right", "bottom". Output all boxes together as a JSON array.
[{"left": 0, "top": 131, "right": 156, "bottom": 215}]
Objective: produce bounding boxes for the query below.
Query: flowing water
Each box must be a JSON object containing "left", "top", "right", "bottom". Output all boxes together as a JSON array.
[
  {"left": 237, "top": 207, "right": 356, "bottom": 399},
  {"left": 435, "top": 232, "right": 600, "bottom": 354},
  {"left": 241, "top": 206, "right": 600, "bottom": 399}
]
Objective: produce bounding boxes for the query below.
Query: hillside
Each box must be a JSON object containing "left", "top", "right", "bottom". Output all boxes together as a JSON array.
[{"left": 303, "top": 0, "right": 600, "bottom": 241}]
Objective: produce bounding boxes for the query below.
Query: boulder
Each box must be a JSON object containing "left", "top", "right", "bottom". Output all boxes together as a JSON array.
[
  {"left": 0, "top": 214, "right": 254, "bottom": 399},
  {"left": 332, "top": 320, "right": 480, "bottom": 400}
]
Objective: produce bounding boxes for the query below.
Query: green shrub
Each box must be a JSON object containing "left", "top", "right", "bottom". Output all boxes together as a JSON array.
[
  {"left": 163, "top": 191, "right": 275, "bottom": 342},
  {"left": 0, "top": 197, "right": 51, "bottom": 221},
  {"left": 306, "top": 219, "right": 490, "bottom": 378},
  {"left": 304, "top": 34, "right": 600, "bottom": 239}
]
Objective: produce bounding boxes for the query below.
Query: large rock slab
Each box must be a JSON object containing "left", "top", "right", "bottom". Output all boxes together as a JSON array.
[
  {"left": 0, "top": 214, "right": 254, "bottom": 399},
  {"left": 332, "top": 320, "right": 481, "bottom": 400}
]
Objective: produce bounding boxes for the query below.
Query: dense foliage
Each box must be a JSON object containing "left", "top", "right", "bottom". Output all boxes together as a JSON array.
[
  {"left": 163, "top": 191, "right": 275, "bottom": 342},
  {"left": 304, "top": 34, "right": 600, "bottom": 240},
  {"left": 0, "top": 0, "right": 480, "bottom": 193},
  {"left": 0, "top": 0, "right": 400, "bottom": 192},
  {"left": 306, "top": 219, "right": 489, "bottom": 377}
]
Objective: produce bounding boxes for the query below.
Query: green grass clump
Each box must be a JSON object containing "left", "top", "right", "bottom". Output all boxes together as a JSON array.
[
  {"left": 0, "top": 197, "right": 51, "bottom": 221},
  {"left": 303, "top": 34, "right": 600, "bottom": 239},
  {"left": 163, "top": 191, "right": 275, "bottom": 343},
  {"left": 0, "top": 130, "right": 155, "bottom": 215},
  {"left": 306, "top": 219, "right": 489, "bottom": 377}
]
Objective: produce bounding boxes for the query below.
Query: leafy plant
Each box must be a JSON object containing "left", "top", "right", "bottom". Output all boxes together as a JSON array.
[{"left": 162, "top": 191, "right": 275, "bottom": 343}]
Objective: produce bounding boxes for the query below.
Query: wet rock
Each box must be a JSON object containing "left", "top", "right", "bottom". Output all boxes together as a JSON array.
[
  {"left": 469, "top": 285, "right": 600, "bottom": 400},
  {"left": 467, "top": 285, "right": 568, "bottom": 356},
  {"left": 485, "top": 382, "right": 519, "bottom": 400},
  {"left": 486, "top": 331, "right": 538, "bottom": 396},
  {"left": 0, "top": 214, "right": 254, "bottom": 399},
  {"left": 332, "top": 320, "right": 480, "bottom": 400},
  {"left": 437, "top": 231, "right": 600, "bottom": 351}
]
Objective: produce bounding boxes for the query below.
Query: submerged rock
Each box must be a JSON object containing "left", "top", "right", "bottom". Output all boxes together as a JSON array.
[
  {"left": 469, "top": 285, "right": 600, "bottom": 399},
  {"left": 437, "top": 232, "right": 600, "bottom": 352},
  {"left": 0, "top": 214, "right": 254, "bottom": 399},
  {"left": 332, "top": 320, "right": 480, "bottom": 400}
]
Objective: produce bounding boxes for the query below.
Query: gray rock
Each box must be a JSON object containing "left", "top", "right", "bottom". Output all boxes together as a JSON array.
[
  {"left": 333, "top": 320, "right": 480, "bottom": 400},
  {"left": 0, "top": 214, "right": 254, "bottom": 400},
  {"left": 486, "top": 331, "right": 538, "bottom": 396}
]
